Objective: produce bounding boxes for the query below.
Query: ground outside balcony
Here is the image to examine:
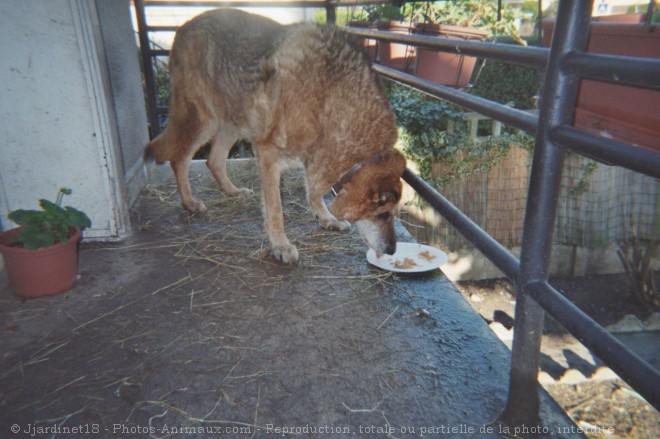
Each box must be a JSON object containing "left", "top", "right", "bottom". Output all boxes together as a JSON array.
[{"left": 0, "top": 160, "right": 581, "bottom": 438}]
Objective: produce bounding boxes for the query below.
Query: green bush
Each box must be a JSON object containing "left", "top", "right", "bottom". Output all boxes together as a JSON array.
[
  {"left": 386, "top": 80, "right": 534, "bottom": 187},
  {"left": 471, "top": 59, "right": 542, "bottom": 110}
]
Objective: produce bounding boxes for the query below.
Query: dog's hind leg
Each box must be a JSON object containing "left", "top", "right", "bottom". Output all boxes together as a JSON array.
[
  {"left": 167, "top": 103, "right": 218, "bottom": 213},
  {"left": 207, "top": 131, "right": 253, "bottom": 197},
  {"left": 170, "top": 154, "right": 207, "bottom": 213}
]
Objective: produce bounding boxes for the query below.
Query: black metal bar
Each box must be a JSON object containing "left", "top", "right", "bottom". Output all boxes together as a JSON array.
[
  {"left": 348, "top": 23, "right": 659, "bottom": 89},
  {"left": 645, "top": 0, "right": 656, "bottom": 27},
  {"left": 528, "top": 280, "right": 660, "bottom": 410},
  {"left": 147, "top": 49, "right": 170, "bottom": 56},
  {"left": 405, "top": 125, "right": 660, "bottom": 411},
  {"left": 325, "top": 0, "right": 336, "bottom": 24},
  {"left": 562, "top": 52, "right": 660, "bottom": 90},
  {"left": 330, "top": 0, "right": 403, "bottom": 5},
  {"left": 402, "top": 169, "right": 521, "bottom": 280},
  {"left": 552, "top": 125, "right": 660, "bottom": 179},
  {"left": 143, "top": 25, "right": 180, "bottom": 32},
  {"left": 345, "top": 27, "right": 549, "bottom": 68},
  {"left": 406, "top": 133, "right": 660, "bottom": 415},
  {"left": 144, "top": 0, "right": 325, "bottom": 6},
  {"left": 134, "top": 0, "right": 161, "bottom": 139},
  {"left": 372, "top": 64, "right": 539, "bottom": 135},
  {"left": 501, "top": 0, "right": 594, "bottom": 428}
]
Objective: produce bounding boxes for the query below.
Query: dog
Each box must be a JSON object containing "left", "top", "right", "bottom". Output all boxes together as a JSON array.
[{"left": 144, "top": 9, "right": 406, "bottom": 264}]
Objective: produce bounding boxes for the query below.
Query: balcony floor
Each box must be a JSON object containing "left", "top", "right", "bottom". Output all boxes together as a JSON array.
[{"left": 0, "top": 161, "right": 581, "bottom": 438}]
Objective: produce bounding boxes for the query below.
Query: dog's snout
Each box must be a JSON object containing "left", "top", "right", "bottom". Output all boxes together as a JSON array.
[{"left": 355, "top": 218, "right": 398, "bottom": 256}]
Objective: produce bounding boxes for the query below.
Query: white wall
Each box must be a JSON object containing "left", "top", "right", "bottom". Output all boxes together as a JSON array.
[
  {"left": 0, "top": 0, "right": 147, "bottom": 240},
  {"left": 96, "top": 0, "right": 151, "bottom": 208}
]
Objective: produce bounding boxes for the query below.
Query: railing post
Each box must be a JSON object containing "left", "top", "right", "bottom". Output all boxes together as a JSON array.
[
  {"left": 134, "top": 0, "right": 160, "bottom": 139},
  {"left": 500, "top": 0, "right": 594, "bottom": 428},
  {"left": 325, "top": 0, "right": 336, "bottom": 24}
]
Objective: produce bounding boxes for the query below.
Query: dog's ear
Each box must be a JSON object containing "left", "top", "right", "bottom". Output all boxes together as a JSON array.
[
  {"left": 370, "top": 150, "right": 406, "bottom": 205},
  {"left": 330, "top": 150, "right": 406, "bottom": 222}
]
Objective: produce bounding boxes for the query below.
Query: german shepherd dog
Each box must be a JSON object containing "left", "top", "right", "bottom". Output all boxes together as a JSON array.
[{"left": 144, "top": 9, "right": 406, "bottom": 264}]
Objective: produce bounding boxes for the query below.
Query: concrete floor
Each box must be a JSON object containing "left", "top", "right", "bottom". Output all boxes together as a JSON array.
[{"left": 0, "top": 161, "right": 581, "bottom": 438}]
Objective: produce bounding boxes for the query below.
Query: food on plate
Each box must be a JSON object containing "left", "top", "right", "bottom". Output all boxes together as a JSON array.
[
  {"left": 368, "top": 243, "right": 448, "bottom": 273},
  {"left": 392, "top": 257, "right": 418, "bottom": 269},
  {"left": 418, "top": 250, "right": 436, "bottom": 262}
]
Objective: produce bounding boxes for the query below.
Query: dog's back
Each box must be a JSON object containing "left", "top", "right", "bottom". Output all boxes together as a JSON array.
[
  {"left": 264, "top": 23, "right": 397, "bottom": 167},
  {"left": 144, "top": 9, "right": 286, "bottom": 163}
]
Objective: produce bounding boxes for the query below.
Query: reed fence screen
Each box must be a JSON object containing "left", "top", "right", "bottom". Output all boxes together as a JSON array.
[{"left": 401, "top": 147, "right": 659, "bottom": 253}]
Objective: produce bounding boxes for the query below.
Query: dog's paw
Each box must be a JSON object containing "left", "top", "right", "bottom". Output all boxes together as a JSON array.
[
  {"left": 319, "top": 217, "right": 350, "bottom": 232},
  {"left": 232, "top": 187, "right": 253, "bottom": 197},
  {"left": 183, "top": 199, "right": 207, "bottom": 212},
  {"left": 271, "top": 244, "right": 299, "bottom": 265}
]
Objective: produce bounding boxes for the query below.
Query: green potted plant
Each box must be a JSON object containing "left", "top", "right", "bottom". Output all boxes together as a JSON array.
[{"left": 0, "top": 187, "right": 91, "bottom": 298}]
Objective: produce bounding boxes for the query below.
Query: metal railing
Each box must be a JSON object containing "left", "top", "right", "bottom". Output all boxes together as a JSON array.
[
  {"left": 345, "top": 1, "right": 660, "bottom": 425},
  {"left": 134, "top": 0, "right": 660, "bottom": 428}
]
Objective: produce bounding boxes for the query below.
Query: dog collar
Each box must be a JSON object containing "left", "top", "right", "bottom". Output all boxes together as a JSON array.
[{"left": 331, "top": 152, "right": 384, "bottom": 197}]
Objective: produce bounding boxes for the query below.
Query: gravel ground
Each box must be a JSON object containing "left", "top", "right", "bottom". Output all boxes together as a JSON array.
[{"left": 456, "top": 275, "right": 660, "bottom": 438}]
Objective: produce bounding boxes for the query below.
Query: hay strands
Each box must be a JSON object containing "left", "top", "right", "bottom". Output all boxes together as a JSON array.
[{"left": 73, "top": 275, "right": 193, "bottom": 331}]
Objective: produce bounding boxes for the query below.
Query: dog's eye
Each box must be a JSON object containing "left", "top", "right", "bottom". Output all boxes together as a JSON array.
[
  {"left": 377, "top": 191, "right": 399, "bottom": 206},
  {"left": 376, "top": 211, "right": 391, "bottom": 221}
]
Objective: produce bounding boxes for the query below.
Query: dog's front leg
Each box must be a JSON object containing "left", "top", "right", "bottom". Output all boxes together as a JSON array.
[
  {"left": 306, "top": 175, "right": 350, "bottom": 231},
  {"left": 257, "top": 152, "right": 299, "bottom": 264},
  {"left": 309, "top": 193, "right": 350, "bottom": 232}
]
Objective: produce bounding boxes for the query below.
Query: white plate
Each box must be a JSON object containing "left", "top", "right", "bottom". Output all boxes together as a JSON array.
[{"left": 366, "top": 242, "right": 448, "bottom": 273}]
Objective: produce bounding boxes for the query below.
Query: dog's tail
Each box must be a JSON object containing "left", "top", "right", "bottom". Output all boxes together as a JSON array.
[{"left": 143, "top": 134, "right": 170, "bottom": 165}]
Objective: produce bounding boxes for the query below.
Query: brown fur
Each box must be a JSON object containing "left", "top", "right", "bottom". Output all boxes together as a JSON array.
[{"left": 144, "top": 9, "right": 406, "bottom": 263}]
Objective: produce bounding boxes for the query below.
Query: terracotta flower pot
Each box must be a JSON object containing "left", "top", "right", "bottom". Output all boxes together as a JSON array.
[
  {"left": 347, "top": 21, "right": 378, "bottom": 62},
  {"left": 542, "top": 20, "right": 660, "bottom": 152},
  {"left": 413, "top": 23, "right": 488, "bottom": 88},
  {"left": 376, "top": 21, "right": 416, "bottom": 73},
  {"left": 0, "top": 227, "right": 82, "bottom": 298}
]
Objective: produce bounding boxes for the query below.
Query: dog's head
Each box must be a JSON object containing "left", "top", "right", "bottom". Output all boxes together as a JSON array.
[{"left": 330, "top": 150, "right": 406, "bottom": 256}]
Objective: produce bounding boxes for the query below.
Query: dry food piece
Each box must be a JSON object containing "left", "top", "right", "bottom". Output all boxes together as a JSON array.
[
  {"left": 418, "top": 250, "right": 436, "bottom": 262},
  {"left": 392, "top": 257, "right": 418, "bottom": 269}
]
